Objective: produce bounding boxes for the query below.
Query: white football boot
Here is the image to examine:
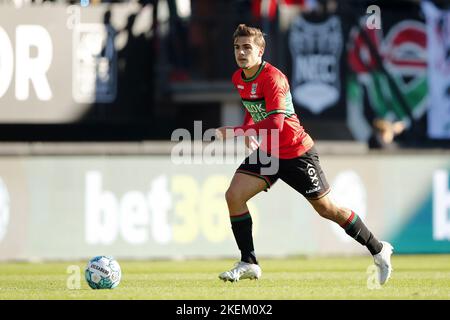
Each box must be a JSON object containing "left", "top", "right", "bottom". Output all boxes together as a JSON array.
[
  {"left": 373, "top": 241, "right": 394, "bottom": 285},
  {"left": 218, "top": 261, "right": 262, "bottom": 282}
]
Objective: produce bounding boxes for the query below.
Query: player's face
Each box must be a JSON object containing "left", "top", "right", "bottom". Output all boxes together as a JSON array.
[{"left": 234, "top": 36, "right": 263, "bottom": 69}]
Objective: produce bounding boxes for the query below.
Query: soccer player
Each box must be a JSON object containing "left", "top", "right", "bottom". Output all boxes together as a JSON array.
[{"left": 215, "top": 24, "right": 393, "bottom": 285}]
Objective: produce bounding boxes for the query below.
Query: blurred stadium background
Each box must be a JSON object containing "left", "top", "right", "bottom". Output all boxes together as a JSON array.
[{"left": 0, "top": 0, "right": 449, "bottom": 268}]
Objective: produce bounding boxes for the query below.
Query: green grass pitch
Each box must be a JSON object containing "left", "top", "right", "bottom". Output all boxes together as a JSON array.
[{"left": 0, "top": 255, "right": 449, "bottom": 300}]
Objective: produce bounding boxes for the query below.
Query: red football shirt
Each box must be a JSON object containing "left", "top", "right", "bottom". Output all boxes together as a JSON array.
[{"left": 232, "top": 61, "right": 313, "bottom": 159}]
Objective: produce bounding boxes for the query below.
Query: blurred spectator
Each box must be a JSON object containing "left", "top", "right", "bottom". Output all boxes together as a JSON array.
[
  {"left": 368, "top": 118, "right": 406, "bottom": 149},
  {"left": 188, "top": 0, "right": 217, "bottom": 80},
  {"left": 188, "top": 0, "right": 248, "bottom": 80}
]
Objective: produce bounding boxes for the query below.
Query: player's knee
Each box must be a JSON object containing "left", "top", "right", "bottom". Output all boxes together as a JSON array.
[
  {"left": 316, "top": 205, "right": 331, "bottom": 218},
  {"left": 312, "top": 201, "right": 335, "bottom": 219},
  {"left": 225, "top": 187, "right": 242, "bottom": 205}
]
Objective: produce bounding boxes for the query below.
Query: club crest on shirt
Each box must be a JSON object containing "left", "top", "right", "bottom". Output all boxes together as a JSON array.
[{"left": 251, "top": 83, "right": 258, "bottom": 95}]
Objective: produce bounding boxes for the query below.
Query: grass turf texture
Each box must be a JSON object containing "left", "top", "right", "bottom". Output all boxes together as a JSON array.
[{"left": 0, "top": 255, "right": 449, "bottom": 299}]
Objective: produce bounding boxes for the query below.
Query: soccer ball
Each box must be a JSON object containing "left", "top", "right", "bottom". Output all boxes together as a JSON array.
[{"left": 85, "top": 256, "right": 121, "bottom": 289}]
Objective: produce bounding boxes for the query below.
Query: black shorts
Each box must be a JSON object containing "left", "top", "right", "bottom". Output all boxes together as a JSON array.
[{"left": 236, "top": 146, "right": 330, "bottom": 200}]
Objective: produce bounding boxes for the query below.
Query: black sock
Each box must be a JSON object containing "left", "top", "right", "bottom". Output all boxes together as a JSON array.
[
  {"left": 230, "top": 212, "right": 258, "bottom": 264},
  {"left": 341, "top": 211, "right": 383, "bottom": 255}
]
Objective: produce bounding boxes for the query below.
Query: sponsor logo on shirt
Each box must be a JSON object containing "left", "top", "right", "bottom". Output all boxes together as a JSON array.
[
  {"left": 237, "top": 85, "right": 244, "bottom": 90},
  {"left": 242, "top": 100, "right": 268, "bottom": 122}
]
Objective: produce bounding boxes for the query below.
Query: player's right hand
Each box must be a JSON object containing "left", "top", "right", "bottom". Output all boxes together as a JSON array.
[{"left": 245, "top": 136, "right": 260, "bottom": 151}]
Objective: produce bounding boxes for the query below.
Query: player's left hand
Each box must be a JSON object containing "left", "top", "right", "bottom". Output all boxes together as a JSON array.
[{"left": 215, "top": 126, "right": 235, "bottom": 140}]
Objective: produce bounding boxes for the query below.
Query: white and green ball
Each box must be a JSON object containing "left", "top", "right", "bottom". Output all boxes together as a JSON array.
[{"left": 85, "top": 256, "right": 121, "bottom": 289}]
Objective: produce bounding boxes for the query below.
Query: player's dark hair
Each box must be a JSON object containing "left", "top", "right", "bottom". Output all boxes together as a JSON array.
[{"left": 233, "top": 24, "right": 266, "bottom": 49}]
